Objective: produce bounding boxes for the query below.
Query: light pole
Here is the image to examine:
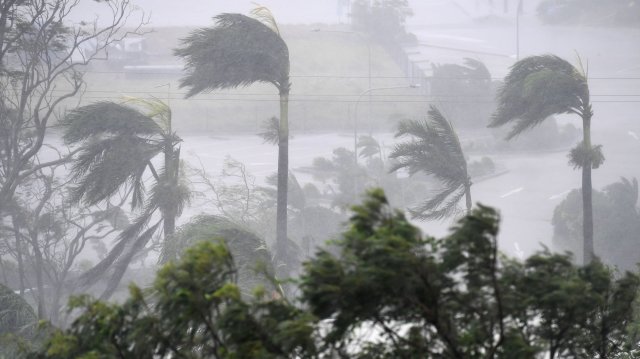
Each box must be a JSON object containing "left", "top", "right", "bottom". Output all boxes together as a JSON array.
[
  {"left": 312, "top": 28, "right": 372, "bottom": 131},
  {"left": 353, "top": 84, "right": 421, "bottom": 165},
  {"left": 348, "top": 84, "right": 420, "bottom": 202},
  {"left": 516, "top": 0, "right": 523, "bottom": 60}
]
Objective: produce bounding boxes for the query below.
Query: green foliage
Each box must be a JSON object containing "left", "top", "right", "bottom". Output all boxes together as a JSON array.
[
  {"left": 175, "top": 7, "right": 291, "bottom": 268},
  {"left": 301, "top": 189, "right": 640, "bottom": 358},
  {"left": 63, "top": 99, "right": 190, "bottom": 299},
  {"left": 0, "top": 283, "right": 37, "bottom": 351},
  {"left": 160, "top": 215, "right": 275, "bottom": 296},
  {"left": 553, "top": 177, "right": 640, "bottom": 271},
  {"left": 33, "top": 241, "right": 316, "bottom": 359},
  {"left": 491, "top": 54, "right": 598, "bottom": 264},
  {"left": 30, "top": 190, "right": 640, "bottom": 358},
  {"left": 390, "top": 105, "right": 472, "bottom": 220}
]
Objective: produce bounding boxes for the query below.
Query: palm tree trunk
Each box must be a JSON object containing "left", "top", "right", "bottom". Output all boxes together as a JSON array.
[
  {"left": 162, "top": 144, "right": 176, "bottom": 238},
  {"left": 582, "top": 113, "right": 594, "bottom": 264},
  {"left": 464, "top": 182, "right": 472, "bottom": 214},
  {"left": 276, "top": 91, "right": 289, "bottom": 267}
]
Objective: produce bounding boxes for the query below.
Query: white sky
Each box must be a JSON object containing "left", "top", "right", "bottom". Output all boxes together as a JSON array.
[{"left": 73, "top": 0, "right": 351, "bottom": 27}]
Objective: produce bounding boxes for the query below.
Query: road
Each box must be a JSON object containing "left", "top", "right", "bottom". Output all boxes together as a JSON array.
[{"left": 176, "top": 125, "right": 640, "bottom": 260}]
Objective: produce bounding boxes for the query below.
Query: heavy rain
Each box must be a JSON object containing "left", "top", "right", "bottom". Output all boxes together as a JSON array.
[{"left": 1, "top": 0, "right": 640, "bottom": 357}]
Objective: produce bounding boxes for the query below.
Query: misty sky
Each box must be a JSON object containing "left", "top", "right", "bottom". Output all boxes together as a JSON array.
[
  {"left": 74, "top": 0, "right": 351, "bottom": 27},
  {"left": 73, "top": 0, "right": 524, "bottom": 27}
]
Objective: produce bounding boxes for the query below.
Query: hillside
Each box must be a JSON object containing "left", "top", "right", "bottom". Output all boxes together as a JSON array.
[{"left": 80, "top": 25, "right": 424, "bottom": 134}]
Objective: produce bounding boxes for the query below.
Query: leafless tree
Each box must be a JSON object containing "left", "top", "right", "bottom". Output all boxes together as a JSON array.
[{"left": 0, "top": 0, "right": 146, "bottom": 216}]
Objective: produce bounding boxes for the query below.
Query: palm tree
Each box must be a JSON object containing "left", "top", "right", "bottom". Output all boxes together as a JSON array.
[
  {"left": 174, "top": 7, "right": 291, "bottom": 264},
  {"left": 390, "top": 105, "right": 472, "bottom": 220},
  {"left": 62, "top": 98, "right": 190, "bottom": 298},
  {"left": 489, "top": 54, "right": 602, "bottom": 264}
]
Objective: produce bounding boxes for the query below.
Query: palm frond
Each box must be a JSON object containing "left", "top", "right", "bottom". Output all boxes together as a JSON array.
[
  {"left": 390, "top": 106, "right": 467, "bottom": 184},
  {"left": 121, "top": 97, "right": 172, "bottom": 132},
  {"left": 462, "top": 57, "right": 491, "bottom": 80},
  {"left": 410, "top": 184, "right": 466, "bottom": 221},
  {"left": 148, "top": 159, "right": 192, "bottom": 218},
  {"left": 603, "top": 177, "right": 638, "bottom": 210},
  {"left": 100, "top": 220, "right": 163, "bottom": 300},
  {"left": 159, "top": 215, "right": 275, "bottom": 296},
  {"left": 69, "top": 135, "right": 161, "bottom": 206},
  {"left": 391, "top": 106, "right": 470, "bottom": 221},
  {"left": 0, "top": 284, "right": 36, "bottom": 338},
  {"left": 357, "top": 135, "right": 381, "bottom": 159},
  {"left": 62, "top": 102, "right": 162, "bottom": 144},
  {"left": 250, "top": 4, "right": 280, "bottom": 35},
  {"left": 76, "top": 208, "right": 157, "bottom": 288},
  {"left": 258, "top": 116, "right": 280, "bottom": 145},
  {"left": 175, "top": 13, "right": 290, "bottom": 97},
  {"left": 568, "top": 142, "right": 604, "bottom": 170},
  {"left": 490, "top": 55, "right": 587, "bottom": 139}
]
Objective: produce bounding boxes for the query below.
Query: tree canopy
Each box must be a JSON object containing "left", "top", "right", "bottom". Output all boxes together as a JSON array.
[{"left": 30, "top": 190, "right": 640, "bottom": 358}]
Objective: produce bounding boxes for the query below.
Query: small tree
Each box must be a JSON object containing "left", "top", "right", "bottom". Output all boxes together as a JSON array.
[
  {"left": 62, "top": 99, "right": 190, "bottom": 299},
  {"left": 390, "top": 105, "right": 472, "bottom": 220},
  {"left": 490, "top": 54, "right": 601, "bottom": 264},
  {"left": 32, "top": 190, "right": 640, "bottom": 358},
  {"left": 175, "top": 7, "right": 292, "bottom": 269},
  {"left": 0, "top": 0, "right": 145, "bottom": 217}
]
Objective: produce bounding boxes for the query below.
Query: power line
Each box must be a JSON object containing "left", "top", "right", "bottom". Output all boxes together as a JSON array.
[
  {"left": 49, "top": 88, "right": 640, "bottom": 98},
  {"left": 70, "top": 96, "right": 640, "bottom": 104},
  {"left": 79, "top": 70, "right": 640, "bottom": 81}
]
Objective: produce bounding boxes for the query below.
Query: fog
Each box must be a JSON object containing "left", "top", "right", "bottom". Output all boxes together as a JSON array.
[{"left": 2, "top": 0, "right": 640, "bottom": 347}]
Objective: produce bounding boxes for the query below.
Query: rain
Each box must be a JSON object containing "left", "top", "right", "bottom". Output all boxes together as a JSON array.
[{"left": 1, "top": 0, "right": 640, "bottom": 357}]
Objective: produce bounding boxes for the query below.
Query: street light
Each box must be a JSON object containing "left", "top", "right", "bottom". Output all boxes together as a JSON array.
[
  {"left": 353, "top": 84, "right": 421, "bottom": 165},
  {"left": 312, "top": 28, "right": 373, "bottom": 130},
  {"left": 347, "top": 84, "right": 420, "bottom": 201}
]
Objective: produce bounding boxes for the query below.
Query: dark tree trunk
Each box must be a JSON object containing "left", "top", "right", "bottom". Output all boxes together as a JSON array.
[
  {"left": 582, "top": 113, "right": 594, "bottom": 264},
  {"left": 11, "top": 214, "right": 25, "bottom": 295},
  {"left": 275, "top": 91, "right": 289, "bottom": 270},
  {"left": 30, "top": 234, "right": 47, "bottom": 319},
  {"left": 465, "top": 182, "right": 472, "bottom": 214},
  {"left": 162, "top": 141, "right": 177, "bottom": 239}
]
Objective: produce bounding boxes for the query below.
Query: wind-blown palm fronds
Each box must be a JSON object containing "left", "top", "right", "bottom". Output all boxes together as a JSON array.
[
  {"left": 258, "top": 116, "right": 280, "bottom": 145},
  {"left": 0, "top": 283, "right": 36, "bottom": 338},
  {"left": 175, "top": 7, "right": 292, "bottom": 269},
  {"left": 489, "top": 54, "right": 598, "bottom": 264},
  {"left": 357, "top": 135, "right": 383, "bottom": 160},
  {"left": 175, "top": 12, "right": 290, "bottom": 97},
  {"left": 390, "top": 105, "right": 472, "bottom": 220},
  {"left": 63, "top": 99, "right": 190, "bottom": 298},
  {"left": 490, "top": 55, "right": 588, "bottom": 139},
  {"left": 159, "top": 215, "right": 276, "bottom": 296}
]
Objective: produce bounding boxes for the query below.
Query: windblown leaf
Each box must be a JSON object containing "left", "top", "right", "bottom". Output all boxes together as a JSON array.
[
  {"left": 490, "top": 55, "right": 588, "bottom": 139},
  {"left": 175, "top": 13, "right": 290, "bottom": 96},
  {"left": 62, "top": 102, "right": 162, "bottom": 144},
  {"left": 390, "top": 106, "right": 471, "bottom": 220}
]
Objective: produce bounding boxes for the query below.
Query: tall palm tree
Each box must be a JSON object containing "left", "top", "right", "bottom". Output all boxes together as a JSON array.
[
  {"left": 390, "top": 105, "right": 472, "bottom": 220},
  {"left": 489, "top": 54, "right": 602, "bottom": 264},
  {"left": 62, "top": 98, "right": 190, "bottom": 298},
  {"left": 174, "top": 7, "right": 291, "bottom": 263}
]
